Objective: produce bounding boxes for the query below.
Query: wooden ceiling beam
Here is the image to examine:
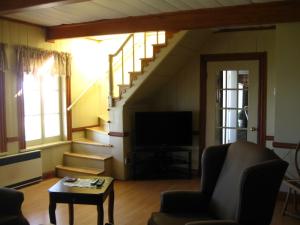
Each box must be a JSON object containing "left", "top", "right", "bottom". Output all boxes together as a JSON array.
[
  {"left": 46, "top": 1, "right": 300, "bottom": 41},
  {"left": 0, "top": 0, "right": 91, "bottom": 15}
]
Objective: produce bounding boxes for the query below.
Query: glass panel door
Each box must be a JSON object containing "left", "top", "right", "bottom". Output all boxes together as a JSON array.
[
  {"left": 216, "top": 70, "right": 249, "bottom": 144},
  {"left": 206, "top": 61, "right": 259, "bottom": 147}
]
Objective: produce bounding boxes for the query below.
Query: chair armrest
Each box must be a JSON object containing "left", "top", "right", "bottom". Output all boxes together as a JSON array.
[
  {"left": 160, "top": 191, "right": 209, "bottom": 213},
  {"left": 0, "top": 188, "right": 24, "bottom": 214},
  {"left": 186, "top": 220, "right": 239, "bottom": 225}
]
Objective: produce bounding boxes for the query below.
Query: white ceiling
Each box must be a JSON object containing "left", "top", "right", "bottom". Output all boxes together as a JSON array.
[{"left": 3, "top": 0, "right": 283, "bottom": 27}]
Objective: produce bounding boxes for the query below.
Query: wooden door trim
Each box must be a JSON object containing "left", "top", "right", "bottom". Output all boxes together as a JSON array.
[{"left": 199, "top": 52, "right": 267, "bottom": 171}]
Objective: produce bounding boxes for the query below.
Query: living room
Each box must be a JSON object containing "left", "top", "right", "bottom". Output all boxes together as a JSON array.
[{"left": 0, "top": 1, "right": 300, "bottom": 225}]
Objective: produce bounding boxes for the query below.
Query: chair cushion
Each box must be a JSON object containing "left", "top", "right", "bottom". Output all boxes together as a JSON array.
[{"left": 149, "top": 212, "right": 214, "bottom": 225}]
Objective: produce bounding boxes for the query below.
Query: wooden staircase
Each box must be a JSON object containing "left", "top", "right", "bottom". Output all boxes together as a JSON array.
[
  {"left": 110, "top": 31, "right": 175, "bottom": 106},
  {"left": 56, "top": 118, "right": 113, "bottom": 178}
]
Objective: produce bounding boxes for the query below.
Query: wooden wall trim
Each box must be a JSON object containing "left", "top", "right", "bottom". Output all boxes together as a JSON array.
[
  {"left": 199, "top": 52, "right": 267, "bottom": 172},
  {"left": 46, "top": 1, "right": 300, "bottom": 40},
  {"left": 266, "top": 135, "right": 274, "bottom": 141},
  {"left": 6, "top": 137, "right": 19, "bottom": 143},
  {"left": 72, "top": 124, "right": 99, "bottom": 132},
  {"left": 108, "top": 132, "right": 129, "bottom": 137},
  {"left": 273, "top": 142, "right": 298, "bottom": 149}
]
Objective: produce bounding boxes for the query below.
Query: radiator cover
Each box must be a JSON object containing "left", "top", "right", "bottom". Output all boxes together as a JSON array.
[{"left": 0, "top": 150, "right": 42, "bottom": 188}]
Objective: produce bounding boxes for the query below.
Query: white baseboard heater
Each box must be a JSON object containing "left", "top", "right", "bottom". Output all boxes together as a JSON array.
[{"left": 0, "top": 150, "right": 42, "bottom": 188}]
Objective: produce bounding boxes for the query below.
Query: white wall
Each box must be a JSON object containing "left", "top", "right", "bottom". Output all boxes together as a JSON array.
[{"left": 274, "top": 22, "right": 300, "bottom": 179}]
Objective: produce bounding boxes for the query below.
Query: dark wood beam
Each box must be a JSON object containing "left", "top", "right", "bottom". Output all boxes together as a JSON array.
[
  {"left": 46, "top": 1, "right": 300, "bottom": 41},
  {"left": 0, "top": 0, "right": 90, "bottom": 15}
]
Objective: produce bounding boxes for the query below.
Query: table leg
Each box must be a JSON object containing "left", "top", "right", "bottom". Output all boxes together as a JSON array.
[
  {"left": 49, "top": 200, "right": 57, "bottom": 224},
  {"left": 68, "top": 203, "right": 74, "bottom": 225},
  {"left": 97, "top": 204, "right": 104, "bottom": 225},
  {"left": 108, "top": 188, "right": 114, "bottom": 224}
]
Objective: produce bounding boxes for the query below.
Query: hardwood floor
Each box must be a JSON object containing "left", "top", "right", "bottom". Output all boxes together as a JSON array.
[{"left": 20, "top": 178, "right": 299, "bottom": 225}]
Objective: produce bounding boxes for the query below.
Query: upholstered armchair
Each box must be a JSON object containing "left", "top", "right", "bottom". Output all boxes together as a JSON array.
[
  {"left": 0, "top": 187, "right": 30, "bottom": 225},
  {"left": 148, "top": 141, "right": 288, "bottom": 225}
]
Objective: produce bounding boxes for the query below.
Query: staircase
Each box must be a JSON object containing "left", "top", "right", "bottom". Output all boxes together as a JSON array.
[
  {"left": 57, "top": 30, "right": 195, "bottom": 179},
  {"left": 56, "top": 118, "right": 113, "bottom": 178},
  {"left": 108, "top": 31, "right": 175, "bottom": 106}
]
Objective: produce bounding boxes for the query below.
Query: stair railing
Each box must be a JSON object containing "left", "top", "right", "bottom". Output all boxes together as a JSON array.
[{"left": 108, "top": 31, "right": 165, "bottom": 106}]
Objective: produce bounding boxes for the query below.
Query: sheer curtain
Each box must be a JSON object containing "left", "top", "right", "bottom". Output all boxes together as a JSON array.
[
  {"left": 16, "top": 46, "right": 71, "bottom": 150},
  {"left": 0, "top": 43, "right": 7, "bottom": 152}
]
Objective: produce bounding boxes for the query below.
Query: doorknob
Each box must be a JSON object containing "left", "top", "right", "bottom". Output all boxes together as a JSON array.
[{"left": 250, "top": 127, "right": 257, "bottom": 132}]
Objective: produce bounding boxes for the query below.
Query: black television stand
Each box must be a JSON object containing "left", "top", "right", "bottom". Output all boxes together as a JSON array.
[{"left": 132, "top": 146, "right": 192, "bottom": 179}]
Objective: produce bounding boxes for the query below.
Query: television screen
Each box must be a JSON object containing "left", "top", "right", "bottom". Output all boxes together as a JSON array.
[{"left": 134, "top": 111, "right": 193, "bottom": 148}]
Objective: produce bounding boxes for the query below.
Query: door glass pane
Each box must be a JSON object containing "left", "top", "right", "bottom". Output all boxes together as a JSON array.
[
  {"left": 226, "top": 90, "right": 237, "bottom": 108},
  {"left": 225, "top": 109, "right": 237, "bottom": 128},
  {"left": 226, "top": 128, "right": 237, "bottom": 143},
  {"left": 226, "top": 70, "right": 237, "bottom": 89}
]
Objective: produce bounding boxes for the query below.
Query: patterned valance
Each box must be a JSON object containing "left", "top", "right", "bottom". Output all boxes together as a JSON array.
[
  {"left": 0, "top": 43, "right": 7, "bottom": 72},
  {"left": 16, "top": 46, "right": 71, "bottom": 77}
]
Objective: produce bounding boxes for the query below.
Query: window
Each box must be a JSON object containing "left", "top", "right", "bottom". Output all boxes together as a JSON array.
[
  {"left": 16, "top": 46, "right": 71, "bottom": 149},
  {"left": 23, "top": 57, "right": 63, "bottom": 146}
]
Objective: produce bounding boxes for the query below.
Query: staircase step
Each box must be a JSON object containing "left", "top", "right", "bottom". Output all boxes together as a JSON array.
[
  {"left": 166, "top": 31, "right": 176, "bottom": 39},
  {"left": 56, "top": 165, "right": 104, "bottom": 178},
  {"left": 129, "top": 71, "right": 143, "bottom": 85},
  {"left": 72, "top": 139, "right": 113, "bottom": 156},
  {"left": 153, "top": 43, "right": 167, "bottom": 55},
  {"left": 140, "top": 57, "right": 154, "bottom": 71},
  {"left": 86, "top": 127, "right": 110, "bottom": 144},
  {"left": 98, "top": 117, "right": 109, "bottom": 132},
  {"left": 63, "top": 152, "right": 112, "bottom": 176},
  {"left": 118, "top": 84, "right": 131, "bottom": 96},
  {"left": 72, "top": 138, "right": 111, "bottom": 147},
  {"left": 64, "top": 152, "right": 112, "bottom": 161}
]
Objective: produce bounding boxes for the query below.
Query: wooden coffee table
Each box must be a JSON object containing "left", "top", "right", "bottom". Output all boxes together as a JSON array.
[{"left": 48, "top": 176, "right": 114, "bottom": 225}]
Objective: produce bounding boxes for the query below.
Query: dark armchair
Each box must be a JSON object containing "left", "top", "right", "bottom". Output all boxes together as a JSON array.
[
  {"left": 148, "top": 141, "right": 288, "bottom": 225},
  {"left": 0, "top": 187, "right": 30, "bottom": 225}
]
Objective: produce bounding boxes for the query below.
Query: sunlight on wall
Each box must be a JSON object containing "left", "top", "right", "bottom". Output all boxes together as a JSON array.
[{"left": 56, "top": 35, "right": 133, "bottom": 124}]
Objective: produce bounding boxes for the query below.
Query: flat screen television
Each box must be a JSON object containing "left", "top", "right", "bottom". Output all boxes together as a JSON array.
[{"left": 134, "top": 111, "right": 193, "bottom": 148}]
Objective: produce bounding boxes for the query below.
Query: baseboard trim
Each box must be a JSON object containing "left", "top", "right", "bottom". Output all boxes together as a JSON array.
[
  {"left": 42, "top": 170, "right": 56, "bottom": 180},
  {"left": 6, "top": 176, "right": 42, "bottom": 189}
]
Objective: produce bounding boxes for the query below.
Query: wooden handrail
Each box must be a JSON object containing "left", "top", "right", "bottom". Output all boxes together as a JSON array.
[
  {"left": 67, "top": 78, "right": 98, "bottom": 111},
  {"left": 110, "top": 34, "right": 133, "bottom": 57},
  {"left": 108, "top": 31, "right": 166, "bottom": 103}
]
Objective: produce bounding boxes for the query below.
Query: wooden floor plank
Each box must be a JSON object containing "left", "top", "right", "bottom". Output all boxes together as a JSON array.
[{"left": 19, "top": 178, "right": 299, "bottom": 225}]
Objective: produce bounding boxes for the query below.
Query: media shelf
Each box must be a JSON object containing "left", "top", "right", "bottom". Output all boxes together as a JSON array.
[{"left": 131, "top": 147, "right": 192, "bottom": 179}]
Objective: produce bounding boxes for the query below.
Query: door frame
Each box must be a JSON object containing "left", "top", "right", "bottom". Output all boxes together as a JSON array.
[{"left": 199, "top": 52, "right": 267, "bottom": 171}]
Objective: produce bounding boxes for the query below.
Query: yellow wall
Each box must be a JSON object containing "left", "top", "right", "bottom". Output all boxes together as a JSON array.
[{"left": 0, "top": 19, "right": 107, "bottom": 174}]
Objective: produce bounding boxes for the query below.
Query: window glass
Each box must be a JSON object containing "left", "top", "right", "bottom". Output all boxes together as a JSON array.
[{"left": 23, "top": 57, "right": 62, "bottom": 145}]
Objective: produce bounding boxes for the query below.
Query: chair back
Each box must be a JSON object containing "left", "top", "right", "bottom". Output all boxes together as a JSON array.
[{"left": 209, "top": 141, "right": 288, "bottom": 225}]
